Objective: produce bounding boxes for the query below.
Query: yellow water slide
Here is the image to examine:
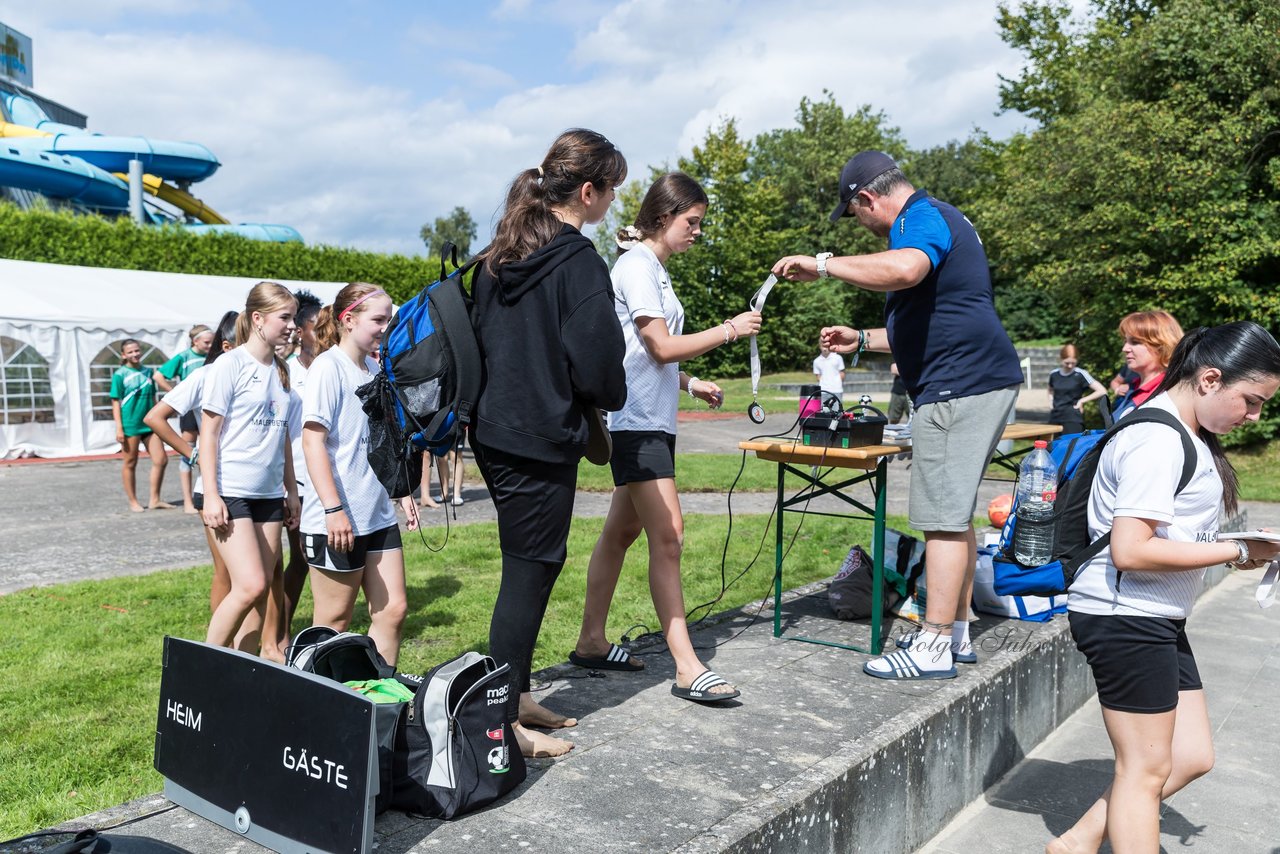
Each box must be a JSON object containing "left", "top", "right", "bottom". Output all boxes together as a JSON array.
[{"left": 0, "top": 121, "right": 230, "bottom": 224}]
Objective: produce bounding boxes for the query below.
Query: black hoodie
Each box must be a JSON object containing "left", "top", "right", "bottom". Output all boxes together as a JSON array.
[{"left": 470, "top": 223, "right": 627, "bottom": 464}]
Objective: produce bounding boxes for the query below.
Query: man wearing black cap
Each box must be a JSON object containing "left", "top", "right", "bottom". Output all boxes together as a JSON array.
[{"left": 772, "top": 151, "right": 1023, "bottom": 680}]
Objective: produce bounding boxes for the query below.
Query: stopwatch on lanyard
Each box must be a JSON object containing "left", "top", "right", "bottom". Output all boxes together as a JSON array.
[{"left": 747, "top": 274, "right": 778, "bottom": 423}]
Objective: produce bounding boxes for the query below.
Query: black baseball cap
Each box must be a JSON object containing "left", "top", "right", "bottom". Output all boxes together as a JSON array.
[{"left": 829, "top": 150, "right": 898, "bottom": 222}]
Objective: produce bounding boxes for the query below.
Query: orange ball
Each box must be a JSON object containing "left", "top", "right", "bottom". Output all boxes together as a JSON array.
[{"left": 988, "top": 493, "right": 1013, "bottom": 528}]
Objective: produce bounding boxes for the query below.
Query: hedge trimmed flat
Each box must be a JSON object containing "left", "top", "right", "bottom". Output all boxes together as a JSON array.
[
  {"left": 568, "top": 643, "right": 644, "bottom": 672},
  {"left": 863, "top": 650, "right": 957, "bottom": 681},
  {"left": 896, "top": 631, "right": 977, "bottom": 665},
  {"left": 671, "top": 670, "right": 740, "bottom": 703}
]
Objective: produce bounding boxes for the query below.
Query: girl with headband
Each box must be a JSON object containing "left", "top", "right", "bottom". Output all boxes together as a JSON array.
[
  {"left": 570, "top": 172, "right": 759, "bottom": 704},
  {"left": 470, "top": 128, "right": 628, "bottom": 758},
  {"left": 199, "top": 283, "right": 300, "bottom": 654},
  {"left": 301, "top": 283, "right": 419, "bottom": 665}
]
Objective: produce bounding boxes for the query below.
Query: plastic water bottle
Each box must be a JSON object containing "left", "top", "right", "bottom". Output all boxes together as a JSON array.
[{"left": 1014, "top": 440, "right": 1058, "bottom": 565}]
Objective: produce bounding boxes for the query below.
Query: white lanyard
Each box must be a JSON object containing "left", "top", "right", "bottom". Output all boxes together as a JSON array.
[{"left": 747, "top": 274, "right": 778, "bottom": 423}]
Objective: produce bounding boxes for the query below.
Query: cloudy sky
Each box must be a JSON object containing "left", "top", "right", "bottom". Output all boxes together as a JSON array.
[{"left": 2, "top": 1, "right": 1058, "bottom": 256}]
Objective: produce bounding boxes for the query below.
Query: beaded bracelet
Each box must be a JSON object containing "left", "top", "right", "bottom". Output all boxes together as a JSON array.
[
  {"left": 722, "top": 320, "right": 738, "bottom": 342},
  {"left": 687, "top": 377, "right": 699, "bottom": 399}
]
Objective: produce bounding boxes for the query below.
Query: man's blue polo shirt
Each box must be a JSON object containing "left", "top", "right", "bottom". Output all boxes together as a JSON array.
[{"left": 884, "top": 189, "right": 1022, "bottom": 406}]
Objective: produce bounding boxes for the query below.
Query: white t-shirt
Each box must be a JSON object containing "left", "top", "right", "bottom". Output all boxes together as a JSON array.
[
  {"left": 201, "top": 347, "right": 292, "bottom": 499},
  {"left": 288, "top": 358, "right": 311, "bottom": 493},
  {"left": 163, "top": 366, "right": 207, "bottom": 494},
  {"left": 301, "top": 347, "right": 396, "bottom": 536},
  {"left": 1068, "top": 394, "right": 1222, "bottom": 619},
  {"left": 606, "top": 242, "right": 685, "bottom": 435},
  {"left": 812, "top": 352, "right": 846, "bottom": 396}
]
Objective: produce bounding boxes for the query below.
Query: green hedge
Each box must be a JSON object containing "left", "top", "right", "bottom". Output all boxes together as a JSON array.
[{"left": 0, "top": 203, "right": 436, "bottom": 303}]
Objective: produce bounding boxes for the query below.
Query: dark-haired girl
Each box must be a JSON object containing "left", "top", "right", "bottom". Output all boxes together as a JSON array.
[
  {"left": 301, "top": 283, "right": 418, "bottom": 665},
  {"left": 470, "top": 128, "right": 629, "bottom": 758},
  {"left": 1051, "top": 321, "right": 1280, "bottom": 853},
  {"left": 145, "top": 311, "right": 239, "bottom": 615},
  {"left": 571, "top": 172, "right": 760, "bottom": 704}
]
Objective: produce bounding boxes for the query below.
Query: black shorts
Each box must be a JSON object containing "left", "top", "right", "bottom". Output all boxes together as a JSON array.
[
  {"left": 609, "top": 431, "right": 676, "bottom": 487},
  {"left": 179, "top": 410, "right": 199, "bottom": 434},
  {"left": 302, "top": 524, "right": 402, "bottom": 572},
  {"left": 1069, "top": 611, "right": 1203, "bottom": 713},
  {"left": 192, "top": 491, "right": 203, "bottom": 511},
  {"left": 223, "top": 496, "right": 285, "bottom": 523},
  {"left": 472, "top": 442, "right": 577, "bottom": 564}
]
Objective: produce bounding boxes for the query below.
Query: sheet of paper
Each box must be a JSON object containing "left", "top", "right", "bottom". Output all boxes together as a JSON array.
[
  {"left": 1217, "top": 530, "right": 1280, "bottom": 543},
  {"left": 1257, "top": 561, "right": 1279, "bottom": 609}
]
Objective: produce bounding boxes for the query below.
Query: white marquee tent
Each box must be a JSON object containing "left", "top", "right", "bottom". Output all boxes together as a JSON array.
[{"left": 0, "top": 258, "right": 347, "bottom": 459}]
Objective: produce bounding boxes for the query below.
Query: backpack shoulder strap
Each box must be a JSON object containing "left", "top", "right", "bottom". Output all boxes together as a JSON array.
[
  {"left": 1069, "top": 407, "right": 1198, "bottom": 567},
  {"left": 423, "top": 271, "right": 483, "bottom": 435}
]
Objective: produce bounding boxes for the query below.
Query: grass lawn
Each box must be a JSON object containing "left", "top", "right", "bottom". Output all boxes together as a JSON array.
[{"left": 0, "top": 509, "right": 903, "bottom": 839}]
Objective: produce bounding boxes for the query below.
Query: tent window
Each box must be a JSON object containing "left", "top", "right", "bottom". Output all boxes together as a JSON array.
[
  {"left": 0, "top": 336, "right": 55, "bottom": 425},
  {"left": 90, "top": 340, "right": 169, "bottom": 421}
]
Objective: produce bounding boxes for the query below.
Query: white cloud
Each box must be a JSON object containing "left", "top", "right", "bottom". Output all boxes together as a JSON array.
[{"left": 4, "top": 1, "right": 1043, "bottom": 256}]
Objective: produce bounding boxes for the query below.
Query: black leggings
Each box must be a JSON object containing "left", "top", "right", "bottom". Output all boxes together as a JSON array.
[{"left": 473, "top": 442, "right": 578, "bottom": 724}]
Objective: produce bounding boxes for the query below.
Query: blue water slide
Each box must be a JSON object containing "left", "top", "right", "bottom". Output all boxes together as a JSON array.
[
  {"left": 2, "top": 92, "right": 220, "bottom": 181},
  {"left": 0, "top": 139, "right": 129, "bottom": 208},
  {"left": 183, "top": 223, "right": 304, "bottom": 243}
]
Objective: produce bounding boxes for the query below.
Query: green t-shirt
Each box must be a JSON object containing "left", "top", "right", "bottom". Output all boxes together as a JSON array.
[
  {"left": 110, "top": 365, "right": 155, "bottom": 437},
  {"left": 159, "top": 347, "right": 205, "bottom": 382}
]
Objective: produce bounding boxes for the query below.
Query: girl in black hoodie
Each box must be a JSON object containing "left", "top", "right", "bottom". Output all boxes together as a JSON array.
[{"left": 471, "top": 129, "right": 628, "bottom": 759}]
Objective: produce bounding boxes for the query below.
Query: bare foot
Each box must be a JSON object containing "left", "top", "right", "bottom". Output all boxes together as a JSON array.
[
  {"left": 1045, "top": 830, "right": 1093, "bottom": 854},
  {"left": 149, "top": 501, "right": 176, "bottom": 510},
  {"left": 183, "top": 504, "right": 199, "bottom": 515},
  {"left": 129, "top": 503, "right": 145, "bottom": 513},
  {"left": 513, "top": 723, "right": 572, "bottom": 758},
  {"left": 518, "top": 694, "right": 577, "bottom": 729},
  {"left": 260, "top": 647, "right": 286, "bottom": 665},
  {"left": 419, "top": 497, "right": 440, "bottom": 509}
]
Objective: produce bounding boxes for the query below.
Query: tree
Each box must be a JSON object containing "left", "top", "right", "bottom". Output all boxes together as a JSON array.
[
  {"left": 419, "top": 206, "right": 477, "bottom": 259},
  {"left": 987, "top": 0, "right": 1280, "bottom": 443}
]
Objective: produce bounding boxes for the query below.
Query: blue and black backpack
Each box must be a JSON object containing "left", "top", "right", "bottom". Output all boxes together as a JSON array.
[
  {"left": 992, "top": 407, "right": 1196, "bottom": 598},
  {"left": 357, "top": 243, "right": 482, "bottom": 499}
]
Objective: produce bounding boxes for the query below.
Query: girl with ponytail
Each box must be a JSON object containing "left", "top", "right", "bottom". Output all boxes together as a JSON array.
[
  {"left": 300, "top": 283, "right": 419, "bottom": 665},
  {"left": 470, "top": 129, "right": 629, "bottom": 758},
  {"left": 1055, "top": 321, "right": 1280, "bottom": 852},
  {"left": 199, "top": 283, "right": 300, "bottom": 655},
  {"left": 571, "top": 172, "right": 760, "bottom": 704}
]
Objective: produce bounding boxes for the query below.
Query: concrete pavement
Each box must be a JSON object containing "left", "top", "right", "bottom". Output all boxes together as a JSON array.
[{"left": 920, "top": 568, "right": 1280, "bottom": 853}]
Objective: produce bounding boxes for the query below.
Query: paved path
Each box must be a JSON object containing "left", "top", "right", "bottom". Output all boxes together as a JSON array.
[
  {"left": 4, "top": 391, "right": 1276, "bottom": 595},
  {"left": 919, "top": 567, "right": 1280, "bottom": 853}
]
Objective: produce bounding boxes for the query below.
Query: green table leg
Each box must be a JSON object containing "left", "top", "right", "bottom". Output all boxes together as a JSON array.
[
  {"left": 773, "top": 460, "right": 784, "bottom": 638},
  {"left": 869, "top": 458, "right": 888, "bottom": 655}
]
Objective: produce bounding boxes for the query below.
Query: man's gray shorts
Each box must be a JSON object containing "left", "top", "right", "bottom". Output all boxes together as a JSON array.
[{"left": 909, "top": 385, "right": 1019, "bottom": 533}]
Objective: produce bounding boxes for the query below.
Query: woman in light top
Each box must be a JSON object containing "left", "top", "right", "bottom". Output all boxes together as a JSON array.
[
  {"left": 571, "top": 172, "right": 760, "bottom": 704},
  {"left": 1051, "top": 322, "right": 1280, "bottom": 853},
  {"left": 154, "top": 323, "right": 213, "bottom": 513},
  {"left": 301, "top": 283, "right": 419, "bottom": 665},
  {"left": 144, "top": 311, "right": 238, "bottom": 616},
  {"left": 199, "top": 283, "right": 300, "bottom": 652}
]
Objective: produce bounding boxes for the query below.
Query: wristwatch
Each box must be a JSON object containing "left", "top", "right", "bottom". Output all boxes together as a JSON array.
[{"left": 816, "top": 252, "right": 834, "bottom": 279}]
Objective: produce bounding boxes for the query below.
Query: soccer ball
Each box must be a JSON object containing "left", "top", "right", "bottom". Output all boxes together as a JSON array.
[{"left": 987, "top": 494, "right": 1013, "bottom": 528}]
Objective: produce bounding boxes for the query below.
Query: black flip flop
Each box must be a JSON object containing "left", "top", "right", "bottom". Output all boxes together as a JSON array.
[
  {"left": 671, "top": 670, "right": 740, "bottom": 703},
  {"left": 568, "top": 643, "right": 644, "bottom": 672}
]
